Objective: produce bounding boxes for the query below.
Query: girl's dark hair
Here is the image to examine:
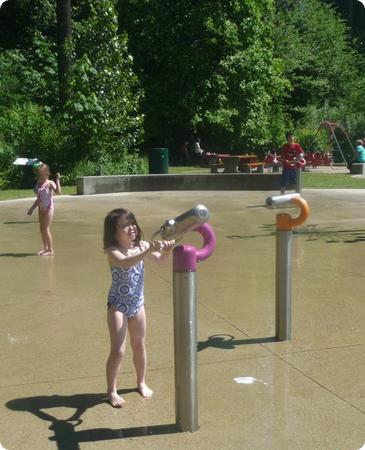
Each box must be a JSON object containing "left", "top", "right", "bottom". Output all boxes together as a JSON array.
[{"left": 103, "top": 208, "right": 143, "bottom": 250}]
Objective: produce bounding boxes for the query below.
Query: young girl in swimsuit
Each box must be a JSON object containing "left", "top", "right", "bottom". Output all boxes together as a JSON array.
[
  {"left": 27, "top": 163, "right": 61, "bottom": 256},
  {"left": 104, "top": 208, "right": 175, "bottom": 408}
]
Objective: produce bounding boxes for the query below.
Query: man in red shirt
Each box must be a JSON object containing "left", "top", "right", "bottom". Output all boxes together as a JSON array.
[{"left": 280, "top": 132, "right": 305, "bottom": 194}]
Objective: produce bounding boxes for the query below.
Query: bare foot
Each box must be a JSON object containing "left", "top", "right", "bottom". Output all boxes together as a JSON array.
[
  {"left": 108, "top": 391, "right": 125, "bottom": 408},
  {"left": 37, "top": 249, "right": 47, "bottom": 255},
  {"left": 138, "top": 382, "right": 153, "bottom": 399},
  {"left": 40, "top": 251, "right": 54, "bottom": 256}
]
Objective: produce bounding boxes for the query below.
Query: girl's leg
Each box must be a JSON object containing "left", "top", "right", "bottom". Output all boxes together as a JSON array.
[
  {"left": 106, "top": 306, "right": 128, "bottom": 407},
  {"left": 128, "top": 305, "right": 153, "bottom": 398},
  {"left": 38, "top": 209, "right": 47, "bottom": 255},
  {"left": 280, "top": 169, "right": 288, "bottom": 195},
  {"left": 39, "top": 209, "right": 54, "bottom": 255}
]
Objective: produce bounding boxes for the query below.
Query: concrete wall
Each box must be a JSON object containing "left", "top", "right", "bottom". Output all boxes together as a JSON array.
[{"left": 76, "top": 173, "right": 292, "bottom": 195}]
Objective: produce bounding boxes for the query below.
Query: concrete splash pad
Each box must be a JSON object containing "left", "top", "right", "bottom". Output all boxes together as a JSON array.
[{"left": 0, "top": 189, "right": 365, "bottom": 450}]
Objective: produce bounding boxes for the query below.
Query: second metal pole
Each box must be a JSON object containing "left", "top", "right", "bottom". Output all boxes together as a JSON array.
[
  {"left": 173, "top": 271, "right": 198, "bottom": 432},
  {"left": 275, "top": 229, "right": 293, "bottom": 340},
  {"left": 295, "top": 167, "right": 302, "bottom": 194}
]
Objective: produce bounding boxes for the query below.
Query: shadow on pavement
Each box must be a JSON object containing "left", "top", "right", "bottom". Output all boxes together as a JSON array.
[
  {"left": 6, "top": 391, "right": 178, "bottom": 450},
  {"left": 198, "top": 334, "right": 277, "bottom": 351},
  {"left": 0, "top": 253, "right": 36, "bottom": 258}
]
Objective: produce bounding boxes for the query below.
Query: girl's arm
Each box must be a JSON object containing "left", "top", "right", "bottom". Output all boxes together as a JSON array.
[
  {"left": 149, "top": 240, "right": 175, "bottom": 263},
  {"left": 55, "top": 173, "right": 61, "bottom": 194},
  {"left": 50, "top": 174, "right": 61, "bottom": 194},
  {"left": 106, "top": 241, "right": 152, "bottom": 268},
  {"left": 27, "top": 198, "right": 39, "bottom": 215}
]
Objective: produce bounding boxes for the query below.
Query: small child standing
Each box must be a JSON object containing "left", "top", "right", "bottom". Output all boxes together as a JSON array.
[
  {"left": 280, "top": 132, "right": 305, "bottom": 195},
  {"left": 103, "top": 208, "right": 175, "bottom": 408},
  {"left": 27, "top": 163, "right": 61, "bottom": 256}
]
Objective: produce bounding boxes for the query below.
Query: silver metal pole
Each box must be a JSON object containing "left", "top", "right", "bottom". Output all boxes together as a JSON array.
[
  {"left": 173, "top": 271, "right": 198, "bottom": 432},
  {"left": 276, "top": 229, "right": 293, "bottom": 340},
  {"left": 295, "top": 167, "right": 302, "bottom": 194}
]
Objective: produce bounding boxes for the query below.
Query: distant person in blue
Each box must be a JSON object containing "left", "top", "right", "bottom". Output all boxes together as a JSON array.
[
  {"left": 348, "top": 139, "right": 365, "bottom": 171},
  {"left": 354, "top": 139, "right": 365, "bottom": 162}
]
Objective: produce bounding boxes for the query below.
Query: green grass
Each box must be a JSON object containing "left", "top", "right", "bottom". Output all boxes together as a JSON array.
[
  {"left": 0, "top": 185, "right": 76, "bottom": 201},
  {"left": 169, "top": 166, "right": 210, "bottom": 174},
  {"left": 302, "top": 173, "right": 365, "bottom": 189},
  {"left": 169, "top": 167, "right": 365, "bottom": 188}
]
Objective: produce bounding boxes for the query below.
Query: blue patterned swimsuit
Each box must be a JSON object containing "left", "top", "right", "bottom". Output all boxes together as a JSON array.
[{"left": 107, "top": 261, "right": 144, "bottom": 318}]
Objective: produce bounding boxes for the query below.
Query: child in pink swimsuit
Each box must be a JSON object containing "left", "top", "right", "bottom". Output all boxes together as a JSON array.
[{"left": 27, "top": 164, "right": 61, "bottom": 256}]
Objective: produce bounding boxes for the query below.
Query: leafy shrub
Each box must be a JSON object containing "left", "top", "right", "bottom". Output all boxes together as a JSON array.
[
  {"left": 0, "top": 103, "right": 64, "bottom": 166},
  {"left": 0, "top": 142, "right": 20, "bottom": 189},
  {"left": 61, "top": 153, "right": 147, "bottom": 186},
  {"left": 0, "top": 165, "right": 25, "bottom": 189},
  {"left": 296, "top": 127, "right": 329, "bottom": 152},
  {"left": 0, "top": 32, "right": 58, "bottom": 110},
  {"left": 0, "top": 141, "right": 15, "bottom": 171}
]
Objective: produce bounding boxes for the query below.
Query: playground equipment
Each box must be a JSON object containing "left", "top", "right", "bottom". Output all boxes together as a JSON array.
[
  {"left": 265, "top": 193, "right": 310, "bottom": 340},
  {"left": 154, "top": 205, "right": 216, "bottom": 432},
  {"left": 305, "top": 151, "right": 333, "bottom": 168},
  {"left": 264, "top": 152, "right": 280, "bottom": 172},
  {"left": 308, "top": 121, "right": 354, "bottom": 165}
]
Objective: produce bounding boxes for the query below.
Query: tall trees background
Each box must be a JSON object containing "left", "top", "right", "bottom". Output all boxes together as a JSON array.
[
  {"left": 0, "top": 0, "right": 364, "bottom": 185},
  {"left": 118, "top": 0, "right": 286, "bottom": 152}
]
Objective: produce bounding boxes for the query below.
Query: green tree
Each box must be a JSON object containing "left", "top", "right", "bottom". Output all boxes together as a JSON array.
[
  {"left": 63, "top": 0, "right": 144, "bottom": 164},
  {"left": 56, "top": 0, "right": 72, "bottom": 106},
  {"left": 0, "top": 1, "right": 61, "bottom": 175},
  {"left": 0, "top": 0, "right": 58, "bottom": 110},
  {"left": 119, "top": 0, "right": 287, "bottom": 152},
  {"left": 0, "top": 0, "right": 144, "bottom": 177},
  {"left": 0, "top": 0, "right": 56, "bottom": 50},
  {"left": 274, "top": 0, "right": 360, "bottom": 122},
  {"left": 323, "top": 0, "right": 365, "bottom": 53}
]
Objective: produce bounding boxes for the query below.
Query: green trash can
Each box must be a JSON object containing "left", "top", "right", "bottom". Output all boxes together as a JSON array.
[
  {"left": 148, "top": 148, "right": 169, "bottom": 174},
  {"left": 20, "top": 165, "right": 36, "bottom": 189}
]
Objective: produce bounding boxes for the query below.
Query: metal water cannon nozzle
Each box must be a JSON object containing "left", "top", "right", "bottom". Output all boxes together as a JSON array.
[
  {"left": 265, "top": 193, "right": 301, "bottom": 209},
  {"left": 154, "top": 205, "right": 209, "bottom": 240}
]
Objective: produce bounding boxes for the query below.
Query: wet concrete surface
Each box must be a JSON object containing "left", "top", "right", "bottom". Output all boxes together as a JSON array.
[{"left": 0, "top": 189, "right": 365, "bottom": 450}]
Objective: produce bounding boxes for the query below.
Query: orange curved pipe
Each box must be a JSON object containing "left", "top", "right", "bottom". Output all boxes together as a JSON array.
[{"left": 276, "top": 197, "right": 309, "bottom": 230}]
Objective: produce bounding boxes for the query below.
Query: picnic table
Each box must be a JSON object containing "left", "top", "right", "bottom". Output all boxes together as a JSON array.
[
  {"left": 205, "top": 153, "right": 229, "bottom": 172},
  {"left": 206, "top": 153, "right": 262, "bottom": 173}
]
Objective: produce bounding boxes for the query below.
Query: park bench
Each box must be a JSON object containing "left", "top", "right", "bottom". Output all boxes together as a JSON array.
[
  {"left": 207, "top": 154, "right": 223, "bottom": 173},
  {"left": 350, "top": 163, "right": 365, "bottom": 175},
  {"left": 222, "top": 156, "right": 240, "bottom": 173},
  {"left": 238, "top": 161, "right": 265, "bottom": 173}
]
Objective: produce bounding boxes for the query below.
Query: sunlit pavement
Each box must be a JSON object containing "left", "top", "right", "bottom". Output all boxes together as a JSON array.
[{"left": 0, "top": 189, "right": 364, "bottom": 450}]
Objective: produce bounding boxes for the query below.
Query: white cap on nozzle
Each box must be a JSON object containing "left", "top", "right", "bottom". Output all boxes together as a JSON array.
[
  {"left": 154, "top": 205, "right": 209, "bottom": 240},
  {"left": 265, "top": 193, "right": 301, "bottom": 209}
]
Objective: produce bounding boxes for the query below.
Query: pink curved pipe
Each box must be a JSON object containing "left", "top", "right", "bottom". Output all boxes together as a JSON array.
[
  {"left": 173, "top": 223, "right": 216, "bottom": 272},
  {"left": 195, "top": 223, "right": 216, "bottom": 263}
]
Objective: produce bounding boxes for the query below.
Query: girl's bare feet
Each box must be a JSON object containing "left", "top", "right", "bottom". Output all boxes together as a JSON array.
[
  {"left": 108, "top": 391, "right": 125, "bottom": 408},
  {"left": 138, "top": 382, "right": 153, "bottom": 399},
  {"left": 40, "top": 251, "right": 54, "bottom": 256},
  {"left": 37, "top": 249, "right": 47, "bottom": 255}
]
